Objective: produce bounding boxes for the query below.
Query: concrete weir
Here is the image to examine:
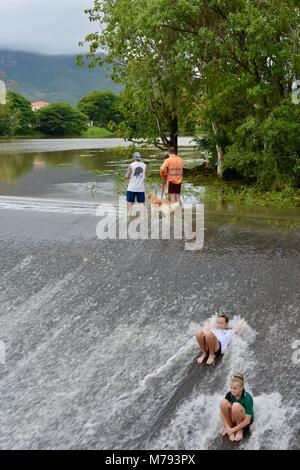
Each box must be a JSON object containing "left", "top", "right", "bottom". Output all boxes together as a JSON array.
[{"left": 0, "top": 205, "right": 299, "bottom": 450}]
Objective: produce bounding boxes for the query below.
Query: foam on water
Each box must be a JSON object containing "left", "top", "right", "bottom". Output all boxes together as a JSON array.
[
  {"left": 149, "top": 391, "right": 224, "bottom": 449},
  {"left": 146, "top": 318, "right": 256, "bottom": 447},
  {"left": 110, "top": 336, "right": 197, "bottom": 410},
  {"left": 241, "top": 393, "right": 297, "bottom": 450},
  {"left": 149, "top": 390, "right": 296, "bottom": 450},
  {"left": 80, "top": 315, "right": 257, "bottom": 449},
  {"left": 147, "top": 317, "right": 297, "bottom": 450},
  {"left": 50, "top": 181, "right": 113, "bottom": 195},
  {"left": 0, "top": 196, "right": 120, "bottom": 216},
  {"left": 80, "top": 325, "right": 198, "bottom": 448}
]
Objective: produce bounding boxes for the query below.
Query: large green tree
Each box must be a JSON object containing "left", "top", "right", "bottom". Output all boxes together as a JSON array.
[
  {"left": 80, "top": 0, "right": 300, "bottom": 186},
  {"left": 36, "top": 102, "right": 88, "bottom": 136},
  {"left": 79, "top": 0, "right": 198, "bottom": 152},
  {"left": 78, "top": 90, "right": 122, "bottom": 128},
  {"left": 161, "top": 0, "right": 300, "bottom": 181},
  {"left": 0, "top": 92, "right": 36, "bottom": 136}
]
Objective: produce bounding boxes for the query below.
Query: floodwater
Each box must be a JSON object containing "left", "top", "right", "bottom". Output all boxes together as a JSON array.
[{"left": 0, "top": 139, "right": 299, "bottom": 450}]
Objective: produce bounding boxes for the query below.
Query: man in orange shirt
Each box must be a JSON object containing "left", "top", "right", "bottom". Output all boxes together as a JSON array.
[{"left": 160, "top": 147, "right": 184, "bottom": 203}]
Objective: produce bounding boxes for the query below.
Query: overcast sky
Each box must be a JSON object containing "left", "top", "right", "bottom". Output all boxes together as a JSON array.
[{"left": 0, "top": 0, "right": 98, "bottom": 55}]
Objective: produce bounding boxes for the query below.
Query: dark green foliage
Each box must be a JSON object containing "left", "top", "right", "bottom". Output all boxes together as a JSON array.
[
  {"left": 224, "top": 100, "right": 300, "bottom": 189},
  {"left": 0, "top": 91, "right": 36, "bottom": 136},
  {"left": 78, "top": 90, "right": 122, "bottom": 127},
  {"left": 79, "top": 0, "right": 300, "bottom": 186},
  {"left": 36, "top": 102, "right": 88, "bottom": 136}
]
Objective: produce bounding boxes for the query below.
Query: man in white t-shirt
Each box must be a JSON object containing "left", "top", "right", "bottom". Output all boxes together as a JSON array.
[
  {"left": 195, "top": 314, "right": 239, "bottom": 365},
  {"left": 126, "top": 152, "right": 147, "bottom": 216}
]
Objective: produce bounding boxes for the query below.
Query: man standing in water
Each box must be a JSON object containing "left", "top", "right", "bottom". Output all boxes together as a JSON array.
[
  {"left": 126, "top": 151, "right": 146, "bottom": 216},
  {"left": 160, "top": 147, "right": 184, "bottom": 204}
]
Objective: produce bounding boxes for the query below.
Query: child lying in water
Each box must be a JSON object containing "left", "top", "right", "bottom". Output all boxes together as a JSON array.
[{"left": 195, "top": 314, "right": 244, "bottom": 365}]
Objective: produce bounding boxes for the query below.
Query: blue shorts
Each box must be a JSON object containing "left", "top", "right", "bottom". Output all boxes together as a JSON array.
[{"left": 127, "top": 191, "right": 145, "bottom": 203}]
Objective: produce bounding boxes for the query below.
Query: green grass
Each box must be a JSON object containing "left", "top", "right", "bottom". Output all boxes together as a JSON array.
[
  {"left": 82, "top": 126, "right": 114, "bottom": 138},
  {"left": 187, "top": 173, "right": 300, "bottom": 209},
  {"left": 0, "top": 130, "right": 46, "bottom": 139}
]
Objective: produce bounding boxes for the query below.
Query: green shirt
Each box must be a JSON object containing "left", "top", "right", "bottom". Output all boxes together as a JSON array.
[{"left": 225, "top": 390, "right": 254, "bottom": 422}]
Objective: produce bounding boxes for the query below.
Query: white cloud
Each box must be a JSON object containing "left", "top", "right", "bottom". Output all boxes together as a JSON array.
[{"left": 0, "top": 0, "right": 98, "bottom": 54}]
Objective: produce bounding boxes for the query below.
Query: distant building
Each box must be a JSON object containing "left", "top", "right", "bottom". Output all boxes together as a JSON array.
[
  {"left": 31, "top": 101, "right": 50, "bottom": 111},
  {"left": 0, "top": 80, "right": 6, "bottom": 105}
]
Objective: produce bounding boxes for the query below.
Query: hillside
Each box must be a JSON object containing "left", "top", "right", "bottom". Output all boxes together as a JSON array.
[{"left": 0, "top": 50, "right": 120, "bottom": 105}]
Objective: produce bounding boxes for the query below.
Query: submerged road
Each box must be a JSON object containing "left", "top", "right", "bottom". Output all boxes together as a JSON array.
[{"left": 0, "top": 205, "right": 299, "bottom": 450}]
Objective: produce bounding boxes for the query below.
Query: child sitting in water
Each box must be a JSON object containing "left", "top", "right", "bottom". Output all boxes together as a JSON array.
[
  {"left": 220, "top": 373, "right": 254, "bottom": 441},
  {"left": 195, "top": 314, "right": 243, "bottom": 365}
]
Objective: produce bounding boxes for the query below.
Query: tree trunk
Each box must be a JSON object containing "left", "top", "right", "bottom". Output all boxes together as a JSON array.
[
  {"left": 169, "top": 116, "right": 178, "bottom": 154},
  {"left": 216, "top": 144, "right": 224, "bottom": 177},
  {"left": 212, "top": 122, "right": 224, "bottom": 177}
]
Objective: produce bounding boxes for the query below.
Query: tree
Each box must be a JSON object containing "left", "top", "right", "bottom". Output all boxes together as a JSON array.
[
  {"left": 0, "top": 92, "right": 36, "bottom": 136},
  {"left": 80, "top": 0, "right": 300, "bottom": 185},
  {"left": 36, "top": 102, "right": 88, "bottom": 136},
  {"left": 162, "top": 0, "right": 300, "bottom": 180},
  {"left": 79, "top": 0, "right": 198, "bottom": 152},
  {"left": 77, "top": 90, "right": 122, "bottom": 128},
  {"left": 0, "top": 104, "right": 10, "bottom": 136}
]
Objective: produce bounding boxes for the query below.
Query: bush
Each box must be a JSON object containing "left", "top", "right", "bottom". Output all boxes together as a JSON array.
[
  {"left": 224, "top": 103, "right": 300, "bottom": 189},
  {"left": 36, "top": 102, "right": 88, "bottom": 136},
  {"left": 78, "top": 90, "right": 122, "bottom": 128},
  {"left": 0, "top": 92, "right": 36, "bottom": 136}
]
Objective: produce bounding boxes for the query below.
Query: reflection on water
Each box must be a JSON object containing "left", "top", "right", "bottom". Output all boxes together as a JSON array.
[
  {"left": 0, "top": 150, "right": 128, "bottom": 203},
  {"left": 0, "top": 147, "right": 185, "bottom": 204},
  {"left": 0, "top": 142, "right": 299, "bottom": 228},
  {"left": 0, "top": 154, "right": 34, "bottom": 181}
]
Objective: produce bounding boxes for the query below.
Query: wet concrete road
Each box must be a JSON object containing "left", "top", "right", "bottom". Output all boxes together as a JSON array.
[{"left": 0, "top": 207, "right": 299, "bottom": 449}]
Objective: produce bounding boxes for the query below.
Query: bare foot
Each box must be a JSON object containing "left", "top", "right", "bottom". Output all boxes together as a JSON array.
[
  {"left": 206, "top": 354, "right": 216, "bottom": 365},
  {"left": 197, "top": 353, "right": 207, "bottom": 364},
  {"left": 234, "top": 430, "right": 243, "bottom": 441},
  {"left": 219, "top": 427, "right": 227, "bottom": 437},
  {"left": 229, "top": 433, "right": 236, "bottom": 441}
]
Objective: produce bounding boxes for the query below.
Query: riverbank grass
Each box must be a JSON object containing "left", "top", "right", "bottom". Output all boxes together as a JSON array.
[{"left": 82, "top": 126, "right": 113, "bottom": 138}]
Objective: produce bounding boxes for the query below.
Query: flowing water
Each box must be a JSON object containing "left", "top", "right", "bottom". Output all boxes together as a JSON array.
[{"left": 0, "top": 139, "right": 299, "bottom": 450}]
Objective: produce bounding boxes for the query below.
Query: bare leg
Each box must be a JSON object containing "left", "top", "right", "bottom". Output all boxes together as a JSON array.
[
  {"left": 138, "top": 203, "right": 145, "bottom": 218},
  {"left": 195, "top": 329, "right": 208, "bottom": 363},
  {"left": 205, "top": 331, "right": 220, "bottom": 365},
  {"left": 175, "top": 194, "right": 182, "bottom": 206},
  {"left": 220, "top": 400, "right": 233, "bottom": 436},
  {"left": 127, "top": 202, "right": 134, "bottom": 216},
  {"left": 231, "top": 403, "right": 246, "bottom": 441}
]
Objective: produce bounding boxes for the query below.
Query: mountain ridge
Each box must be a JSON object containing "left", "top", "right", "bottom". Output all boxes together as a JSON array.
[{"left": 0, "top": 49, "right": 120, "bottom": 105}]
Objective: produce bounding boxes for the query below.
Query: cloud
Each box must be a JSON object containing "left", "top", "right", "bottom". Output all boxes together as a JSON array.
[{"left": 0, "top": 0, "right": 98, "bottom": 55}]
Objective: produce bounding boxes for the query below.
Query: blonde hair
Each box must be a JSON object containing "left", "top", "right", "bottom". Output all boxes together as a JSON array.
[{"left": 230, "top": 373, "right": 244, "bottom": 388}]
